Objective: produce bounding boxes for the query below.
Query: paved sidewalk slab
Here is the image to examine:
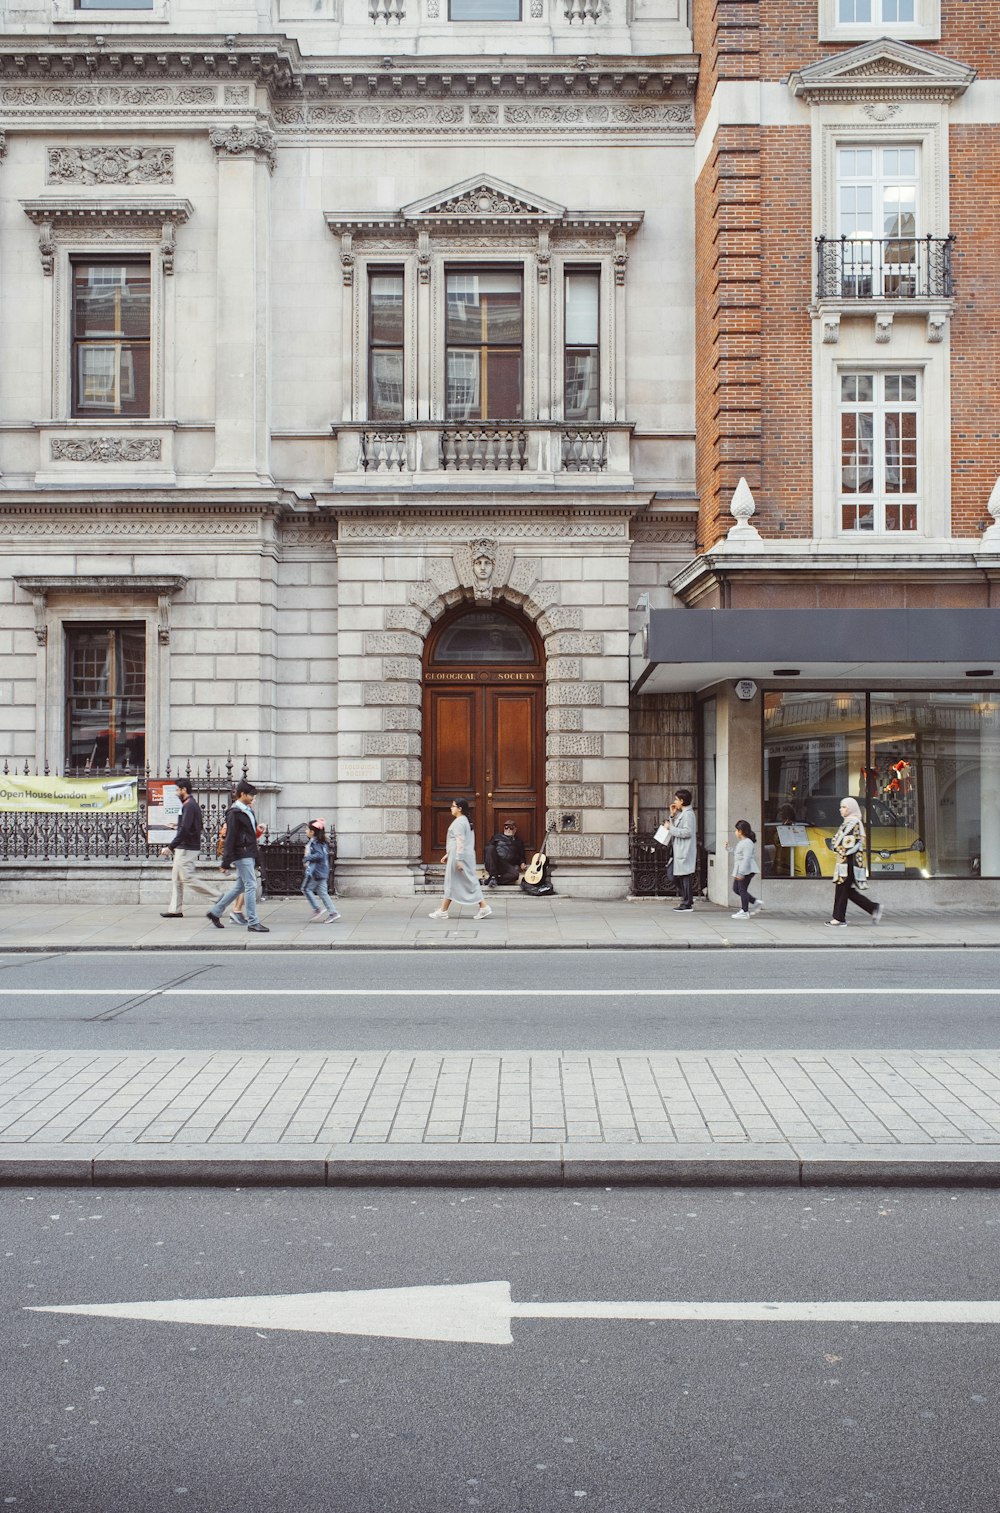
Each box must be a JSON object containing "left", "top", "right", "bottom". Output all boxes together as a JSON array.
[
  {"left": 1, "top": 1048, "right": 999, "bottom": 1185},
  {"left": 0, "top": 897, "right": 999, "bottom": 951}
]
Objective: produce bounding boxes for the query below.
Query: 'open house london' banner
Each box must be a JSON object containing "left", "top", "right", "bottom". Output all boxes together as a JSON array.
[{"left": 0, "top": 776, "right": 139, "bottom": 812}]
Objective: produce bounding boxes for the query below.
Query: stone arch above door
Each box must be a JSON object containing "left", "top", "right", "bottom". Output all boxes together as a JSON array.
[{"left": 334, "top": 516, "right": 632, "bottom": 894}]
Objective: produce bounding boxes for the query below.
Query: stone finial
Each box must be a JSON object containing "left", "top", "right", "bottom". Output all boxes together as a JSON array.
[
  {"left": 983, "top": 477, "right": 1000, "bottom": 544},
  {"left": 726, "top": 477, "right": 762, "bottom": 541}
]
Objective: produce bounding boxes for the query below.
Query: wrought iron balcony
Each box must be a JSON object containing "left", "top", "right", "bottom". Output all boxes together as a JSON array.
[
  {"left": 816, "top": 235, "right": 954, "bottom": 302},
  {"left": 338, "top": 421, "right": 633, "bottom": 480}
]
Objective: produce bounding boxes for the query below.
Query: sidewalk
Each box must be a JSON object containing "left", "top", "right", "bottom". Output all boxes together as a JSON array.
[
  {"left": 2, "top": 896, "right": 998, "bottom": 1187},
  {"left": 0, "top": 893, "right": 999, "bottom": 951},
  {"left": 2, "top": 1048, "right": 1000, "bottom": 1187}
]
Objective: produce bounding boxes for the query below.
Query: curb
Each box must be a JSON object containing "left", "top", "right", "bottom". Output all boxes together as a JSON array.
[
  {"left": 0, "top": 940, "right": 996, "bottom": 953},
  {"left": 3, "top": 1143, "right": 1000, "bottom": 1187}
]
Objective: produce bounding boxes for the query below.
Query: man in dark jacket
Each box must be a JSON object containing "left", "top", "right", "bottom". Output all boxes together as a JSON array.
[
  {"left": 159, "top": 778, "right": 216, "bottom": 918},
  {"left": 484, "top": 821, "right": 527, "bottom": 888},
  {"left": 206, "top": 782, "right": 270, "bottom": 933}
]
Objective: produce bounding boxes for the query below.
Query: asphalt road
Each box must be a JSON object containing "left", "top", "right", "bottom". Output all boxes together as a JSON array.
[
  {"left": 3, "top": 1183, "right": 1000, "bottom": 1513},
  {"left": 0, "top": 947, "right": 997, "bottom": 1052}
]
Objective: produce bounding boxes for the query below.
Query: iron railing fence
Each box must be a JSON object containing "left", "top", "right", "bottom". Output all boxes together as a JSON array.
[
  {"left": 0, "top": 756, "right": 248, "bottom": 862},
  {"left": 815, "top": 235, "right": 954, "bottom": 301},
  {"left": 259, "top": 823, "right": 338, "bottom": 897},
  {"left": 629, "top": 830, "right": 682, "bottom": 898}
]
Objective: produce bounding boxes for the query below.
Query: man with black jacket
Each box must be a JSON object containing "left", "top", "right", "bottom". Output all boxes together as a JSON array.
[
  {"left": 159, "top": 779, "right": 216, "bottom": 918},
  {"left": 484, "top": 821, "right": 527, "bottom": 888},
  {"left": 206, "top": 782, "right": 270, "bottom": 933}
]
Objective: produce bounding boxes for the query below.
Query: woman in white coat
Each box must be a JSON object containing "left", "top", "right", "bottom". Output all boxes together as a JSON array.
[{"left": 429, "top": 798, "right": 493, "bottom": 921}]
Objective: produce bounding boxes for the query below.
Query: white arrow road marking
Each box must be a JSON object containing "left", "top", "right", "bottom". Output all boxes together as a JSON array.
[
  {"left": 3, "top": 988, "right": 999, "bottom": 998},
  {"left": 26, "top": 1285, "right": 1000, "bottom": 1346}
]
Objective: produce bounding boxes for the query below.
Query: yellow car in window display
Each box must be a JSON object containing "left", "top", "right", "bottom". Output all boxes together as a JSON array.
[{"left": 771, "top": 795, "right": 927, "bottom": 879}]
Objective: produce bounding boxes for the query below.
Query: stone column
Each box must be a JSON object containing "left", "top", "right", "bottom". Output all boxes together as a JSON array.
[
  {"left": 980, "top": 703, "right": 1000, "bottom": 879},
  {"left": 209, "top": 126, "right": 275, "bottom": 482},
  {"left": 706, "top": 682, "right": 762, "bottom": 907}
]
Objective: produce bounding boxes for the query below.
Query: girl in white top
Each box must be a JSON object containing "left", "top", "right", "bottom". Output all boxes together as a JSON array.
[{"left": 728, "top": 820, "right": 762, "bottom": 920}]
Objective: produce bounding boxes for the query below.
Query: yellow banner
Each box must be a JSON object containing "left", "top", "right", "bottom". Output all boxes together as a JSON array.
[{"left": 0, "top": 775, "right": 139, "bottom": 812}]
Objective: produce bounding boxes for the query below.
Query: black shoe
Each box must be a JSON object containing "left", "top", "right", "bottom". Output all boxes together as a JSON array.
[
  {"left": 160, "top": 911, "right": 183, "bottom": 918},
  {"left": 247, "top": 923, "right": 270, "bottom": 933},
  {"left": 206, "top": 912, "right": 224, "bottom": 929},
  {"left": 673, "top": 903, "right": 694, "bottom": 911}
]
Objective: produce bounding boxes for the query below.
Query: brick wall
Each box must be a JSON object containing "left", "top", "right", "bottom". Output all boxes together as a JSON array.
[{"left": 949, "top": 125, "right": 1000, "bottom": 536}]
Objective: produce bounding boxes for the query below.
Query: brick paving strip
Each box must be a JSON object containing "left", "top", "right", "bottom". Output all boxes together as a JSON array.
[{"left": 1, "top": 1050, "right": 1000, "bottom": 1185}]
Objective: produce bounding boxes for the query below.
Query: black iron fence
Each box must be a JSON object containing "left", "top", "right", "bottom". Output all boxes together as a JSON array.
[
  {"left": 259, "top": 823, "right": 337, "bottom": 897},
  {"left": 0, "top": 756, "right": 248, "bottom": 862},
  {"left": 815, "top": 235, "right": 954, "bottom": 301},
  {"left": 629, "top": 830, "right": 681, "bottom": 898}
]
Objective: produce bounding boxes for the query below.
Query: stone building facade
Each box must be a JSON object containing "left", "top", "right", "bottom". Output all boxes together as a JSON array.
[{"left": 1, "top": 0, "right": 998, "bottom": 903}]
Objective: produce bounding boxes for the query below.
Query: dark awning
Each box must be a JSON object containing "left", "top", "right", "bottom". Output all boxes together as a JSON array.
[{"left": 633, "top": 608, "right": 1000, "bottom": 693}]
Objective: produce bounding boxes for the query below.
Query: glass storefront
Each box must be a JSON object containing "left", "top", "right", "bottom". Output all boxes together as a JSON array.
[{"left": 763, "top": 691, "right": 1000, "bottom": 880}]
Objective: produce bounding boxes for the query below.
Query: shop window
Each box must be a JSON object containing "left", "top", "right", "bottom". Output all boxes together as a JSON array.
[
  {"left": 840, "top": 371, "right": 919, "bottom": 533},
  {"left": 71, "top": 260, "right": 151, "bottom": 419},
  {"left": 762, "top": 690, "right": 999, "bottom": 879},
  {"left": 564, "top": 269, "right": 600, "bottom": 423},
  {"left": 65, "top": 624, "right": 146, "bottom": 771},
  {"left": 445, "top": 268, "right": 523, "bottom": 421},
  {"left": 367, "top": 269, "right": 404, "bottom": 423}
]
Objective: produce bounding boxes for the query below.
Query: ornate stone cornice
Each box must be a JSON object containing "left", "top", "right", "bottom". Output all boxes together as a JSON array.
[
  {"left": 20, "top": 195, "right": 192, "bottom": 273},
  {"left": 209, "top": 124, "right": 277, "bottom": 173},
  {"left": 14, "top": 573, "right": 187, "bottom": 646},
  {"left": 0, "top": 39, "right": 699, "bottom": 102},
  {"left": 790, "top": 38, "right": 976, "bottom": 103}
]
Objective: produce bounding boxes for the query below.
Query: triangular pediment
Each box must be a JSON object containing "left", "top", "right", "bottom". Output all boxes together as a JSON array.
[
  {"left": 401, "top": 176, "right": 566, "bottom": 223},
  {"left": 790, "top": 38, "right": 976, "bottom": 100}
]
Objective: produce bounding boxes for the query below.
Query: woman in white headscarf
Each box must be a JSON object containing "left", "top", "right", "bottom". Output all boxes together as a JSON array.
[{"left": 827, "top": 796, "right": 883, "bottom": 928}]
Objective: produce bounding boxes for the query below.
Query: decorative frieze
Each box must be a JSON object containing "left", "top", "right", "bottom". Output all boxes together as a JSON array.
[
  {"left": 0, "top": 514, "right": 261, "bottom": 538},
  {"left": 209, "top": 125, "right": 277, "bottom": 174},
  {"left": 1, "top": 85, "right": 217, "bottom": 113},
  {"left": 281, "top": 100, "right": 692, "bottom": 135},
  {"left": 50, "top": 437, "right": 162, "bottom": 464},
  {"left": 338, "top": 518, "right": 629, "bottom": 541},
  {"left": 47, "top": 146, "right": 174, "bottom": 186}
]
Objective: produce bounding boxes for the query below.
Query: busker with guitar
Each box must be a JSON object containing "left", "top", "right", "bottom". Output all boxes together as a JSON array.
[{"left": 484, "top": 821, "right": 527, "bottom": 888}]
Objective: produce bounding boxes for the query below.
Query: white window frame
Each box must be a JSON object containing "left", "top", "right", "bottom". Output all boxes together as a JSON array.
[
  {"left": 818, "top": 0, "right": 939, "bottom": 43},
  {"left": 837, "top": 369, "right": 921, "bottom": 536},
  {"left": 53, "top": 0, "right": 170, "bottom": 24}
]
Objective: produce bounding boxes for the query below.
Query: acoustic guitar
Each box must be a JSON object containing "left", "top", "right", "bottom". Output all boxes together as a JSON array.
[{"left": 523, "top": 828, "right": 554, "bottom": 887}]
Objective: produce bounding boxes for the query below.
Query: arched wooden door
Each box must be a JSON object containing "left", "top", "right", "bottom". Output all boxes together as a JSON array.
[{"left": 422, "top": 606, "right": 545, "bottom": 861}]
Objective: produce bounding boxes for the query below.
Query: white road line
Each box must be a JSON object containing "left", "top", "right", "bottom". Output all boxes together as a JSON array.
[
  {"left": 28, "top": 1283, "right": 1000, "bottom": 1345},
  {"left": 0, "top": 987, "right": 998, "bottom": 998}
]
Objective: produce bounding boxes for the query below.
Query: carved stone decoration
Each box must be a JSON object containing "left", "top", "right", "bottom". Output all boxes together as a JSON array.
[
  {"left": 452, "top": 537, "right": 516, "bottom": 603},
  {"left": 157, "top": 594, "right": 172, "bottom": 646},
  {"left": 822, "top": 313, "right": 841, "bottom": 344},
  {"left": 613, "top": 230, "right": 628, "bottom": 286},
  {"left": 50, "top": 437, "right": 163, "bottom": 463},
  {"left": 15, "top": 573, "right": 187, "bottom": 646},
  {"left": 37, "top": 220, "right": 55, "bottom": 277},
  {"left": 726, "top": 476, "right": 763, "bottom": 542},
  {"left": 340, "top": 231, "right": 355, "bottom": 287},
  {"left": 874, "top": 311, "right": 894, "bottom": 344},
  {"left": 0, "top": 131, "right": 7, "bottom": 161},
  {"left": 417, "top": 230, "right": 431, "bottom": 284},
  {"left": 926, "top": 310, "right": 948, "bottom": 343},
  {"left": 47, "top": 146, "right": 174, "bottom": 186},
  {"left": 530, "top": 0, "right": 544, "bottom": 13},
  {"left": 427, "top": 0, "right": 440, "bottom": 13},
  {"left": 160, "top": 223, "right": 176, "bottom": 276},
  {"left": 860, "top": 102, "right": 902, "bottom": 122},
  {"left": 442, "top": 185, "right": 542, "bottom": 217},
  {"left": 209, "top": 125, "right": 277, "bottom": 175},
  {"left": 536, "top": 227, "right": 551, "bottom": 284}
]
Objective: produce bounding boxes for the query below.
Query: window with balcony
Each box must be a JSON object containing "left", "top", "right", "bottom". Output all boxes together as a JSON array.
[
  {"left": 65, "top": 624, "right": 146, "bottom": 771},
  {"left": 368, "top": 269, "right": 404, "bottom": 423},
  {"left": 445, "top": 268, "right": 523, "bottom": 421},
  {"left": 71, "top": 260, "right": 151, "bottom": 418},
  {"left": 564, "top": 269, "right": 600, "bottom": 423},
  {"left": 839, "top": 371, "right": 919, "bottom": 533}
]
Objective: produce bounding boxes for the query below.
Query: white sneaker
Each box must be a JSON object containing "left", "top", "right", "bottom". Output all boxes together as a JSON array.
[
  {"left": 475, "top": 905, "right": 493, "bottom": 921},
  {"left": 428, "top": 908, "right": 449, "bottom": 919},
  {"left": 750, "top": 901, "right": 764, "bottom": 915},
  {"left": 731, "top": 910, "right": 750, "bottom": 920}
]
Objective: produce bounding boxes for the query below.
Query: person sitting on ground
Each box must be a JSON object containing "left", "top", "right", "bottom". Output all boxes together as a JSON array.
[{"left": 484, "top": 821, "right": 527, "bottom": 888}]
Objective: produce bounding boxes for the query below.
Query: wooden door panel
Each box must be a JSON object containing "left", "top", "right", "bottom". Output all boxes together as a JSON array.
[
  {"left": 430, "top": 691, "right": 477, "bottom": 791},
  {"left": 492, "top": 693, "right": 535, "bottom": 790}
]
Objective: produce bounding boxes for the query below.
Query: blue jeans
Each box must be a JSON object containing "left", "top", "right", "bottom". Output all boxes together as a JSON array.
[
  {"left": 211, "top": 856, "right": 259, "bottom": 925},
  {"left": 303, "top": 877, "right": 336, "bottom": 915}
]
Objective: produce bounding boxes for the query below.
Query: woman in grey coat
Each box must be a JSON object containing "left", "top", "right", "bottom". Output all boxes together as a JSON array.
[
  {"left": 429, "top": 798, "right": 493, "bottom": 921},
  {"left": 666, "top": 787, "right": 697, "bottom": 912}
]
